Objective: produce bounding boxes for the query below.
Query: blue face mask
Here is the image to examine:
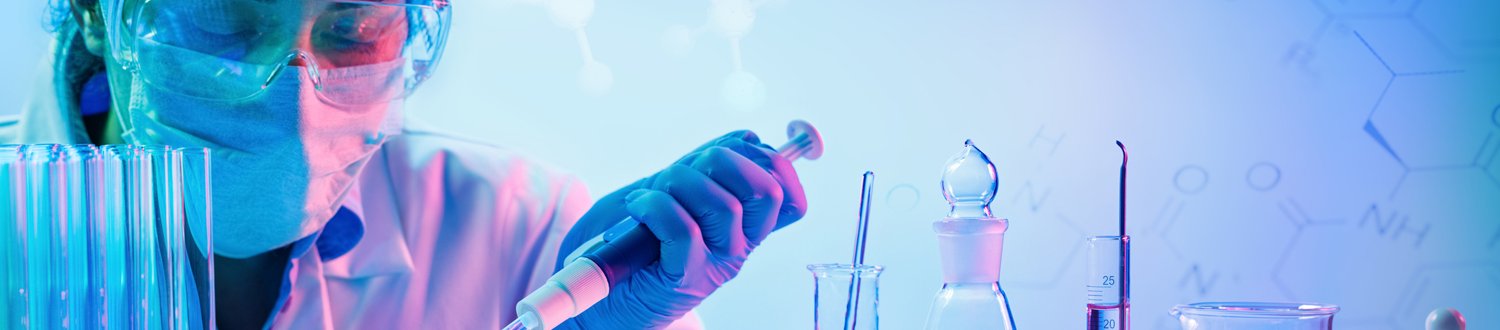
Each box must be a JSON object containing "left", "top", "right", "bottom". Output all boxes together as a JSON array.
[{"left": 117, "top": 61, "right": 403, "bottom": 258}]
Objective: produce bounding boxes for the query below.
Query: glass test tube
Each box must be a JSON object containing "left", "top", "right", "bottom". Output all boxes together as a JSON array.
[
  {"left": 150, "top": 146, "right": 185, "bottom": 330},
  {"left": 2, "top": 145, "right": 26, "bottom": 328},
  {"left": 95, "top": 145, "right": 132, "bottom": 330},
  {"left": 1087, "top": 235, "right": 1128, "bottom": 330},
  {"left": 21, "top": 145, "right": 54, "bottom": 329},
  {"left": 61, "top": 145, "right": 93, "bottom": 330},
  {"left": 125, "top": 145, "right": 161, "bottom": 330},
  {"left": 178, "top": 147, "right": 215, "bottom": 329},
  {"left": 22, "top": 145, "right": 63, "bottom": 329},
  {"left": 12, "top": 144, "right": 92, "bottom": 329},
  {"left": 73, "top": 144, "right": 119, "bottom": 330}
]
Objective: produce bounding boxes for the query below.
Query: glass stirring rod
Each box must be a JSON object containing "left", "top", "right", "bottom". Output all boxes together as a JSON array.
[{"left": 843, "top": 171, "right": 876, "bottom": 330}]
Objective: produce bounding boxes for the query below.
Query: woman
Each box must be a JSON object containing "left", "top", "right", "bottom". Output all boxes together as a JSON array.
[{"left": 1, "top": 0, "right": 808, "bottom": 328}]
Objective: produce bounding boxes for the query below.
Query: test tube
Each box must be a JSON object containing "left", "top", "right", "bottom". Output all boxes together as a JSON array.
[
  {"left": 1, "top": 145, "right": 27, "bottom": 328},
  {"left": 25, "top": 145, "right": 70, "bottom": 328},
  {"left": 21, "top": 145, "right": 52, "bottom": 329},
  {"left": 15, "top": 145, "right": 92, "bottom": 329},
  {"left": 73, "top": 144, "right": 119, "bottom": 330},
  {"left": 124, "top": 145, "right": 161, "bottom": 330},
  {"left": 61, "top": 145, "right": 93, "bottom": 330},
  {"left": 146, "top": 146, "right": 185, "bottom": 330},
  {"left": 178, "top": 147, "right": 214, "bottom": 329},
  {"left": 95, "top": 145, "right": 132, "bottom": 330},
  {"left": 1086, "top": 235, "right": 1128, "bottom": 330}
]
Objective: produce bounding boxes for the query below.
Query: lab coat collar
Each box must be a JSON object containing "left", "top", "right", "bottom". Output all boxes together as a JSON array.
[{"left": 321, "top": 146, "right": 416, "bottom": 279}]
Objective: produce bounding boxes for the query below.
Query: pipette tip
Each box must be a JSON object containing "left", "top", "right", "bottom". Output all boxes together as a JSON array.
[{"left": 502, "top": 319, "right": 528, "bottom": 330}]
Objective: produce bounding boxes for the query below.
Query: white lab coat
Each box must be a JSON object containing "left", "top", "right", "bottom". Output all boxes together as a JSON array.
[{"left": 2, "top": 30, "right": 703, "bottom": 329}]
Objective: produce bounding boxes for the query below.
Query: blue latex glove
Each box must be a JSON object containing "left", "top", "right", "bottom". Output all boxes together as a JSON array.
[{"left": 554, "top": 130, "right": 808, "bottom": 329}]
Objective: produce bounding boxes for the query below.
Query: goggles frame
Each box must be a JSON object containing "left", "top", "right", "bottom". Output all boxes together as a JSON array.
[{"left": 98, "top": 0, "right": 453, "bottom": 104}]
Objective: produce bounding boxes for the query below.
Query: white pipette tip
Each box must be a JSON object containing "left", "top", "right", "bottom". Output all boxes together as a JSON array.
[
  {"left": 502, "top": 316, "right": 532, "bottom": 330},
  {"left": 514, "top": 258, "right": 608, "bottom": 330}
]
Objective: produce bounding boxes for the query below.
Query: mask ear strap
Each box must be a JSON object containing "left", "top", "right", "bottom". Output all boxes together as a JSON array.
[
  {"left": 117, "top": 74, "right": 149, "bottom": 144},
  {"left": 373, "top": 101, "right": 403, "bottom": 145},
  {"left": 99, "top": 0, "right": 137, "bottom": 70}
]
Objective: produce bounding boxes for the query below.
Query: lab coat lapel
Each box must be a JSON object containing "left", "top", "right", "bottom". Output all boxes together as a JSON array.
[{"left": 322, "top": 146, "right": 416, "bottom": 279}]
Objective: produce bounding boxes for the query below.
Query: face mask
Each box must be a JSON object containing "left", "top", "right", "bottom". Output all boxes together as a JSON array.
[{"left": 118, "top": 61, "right": 403, "bottom": 258}]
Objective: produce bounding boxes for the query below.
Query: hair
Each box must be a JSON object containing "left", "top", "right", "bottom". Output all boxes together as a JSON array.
[
  {"left": 50, "top": 0, "right": 107, "bottom": 32},
  {"left": 44, "top": 0, "right": 107, "bottom": 109}
]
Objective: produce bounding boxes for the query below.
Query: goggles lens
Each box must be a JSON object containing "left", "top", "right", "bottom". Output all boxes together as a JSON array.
[{"left": 118, "top": 0, "right": 450, "bottom": 104}]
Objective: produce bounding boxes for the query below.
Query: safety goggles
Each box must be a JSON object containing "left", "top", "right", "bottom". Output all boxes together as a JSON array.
[{"left": 102, "top": 0, "right": 451, "bottom": 105}]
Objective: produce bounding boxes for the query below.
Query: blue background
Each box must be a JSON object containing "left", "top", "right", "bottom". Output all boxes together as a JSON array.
[{"left": 4, "top": 0, "right": 1499, "bottom": 328}]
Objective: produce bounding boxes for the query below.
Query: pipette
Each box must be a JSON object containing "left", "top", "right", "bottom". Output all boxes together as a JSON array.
[{"left": 508, "top": 120, "right": 825, "bottom": 330}]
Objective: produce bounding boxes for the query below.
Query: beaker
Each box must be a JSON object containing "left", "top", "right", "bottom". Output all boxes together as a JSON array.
[
  {"left": 1171, "top": 302, "right": 1339, "bottom": 330},
  {"left": 809, "top": 263, "right": 882, "bottom": 330}
]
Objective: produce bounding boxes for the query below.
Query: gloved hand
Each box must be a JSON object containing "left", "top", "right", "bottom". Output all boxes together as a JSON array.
[{"left": 554, "top": 130, "right": 808, "bottom": 329}]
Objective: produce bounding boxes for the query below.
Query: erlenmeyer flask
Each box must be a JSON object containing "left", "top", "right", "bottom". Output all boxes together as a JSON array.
[{"left": 923, "top": 140, "right": 1016, "bottom": 330}]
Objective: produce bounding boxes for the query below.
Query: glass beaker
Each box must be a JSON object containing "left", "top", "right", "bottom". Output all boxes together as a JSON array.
[
  {"left": 809, "top": 263, "right": 882, "bottom": 330},
  {"left": 1171, "top": 302, "right": 1339, "bottom": 330}
]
